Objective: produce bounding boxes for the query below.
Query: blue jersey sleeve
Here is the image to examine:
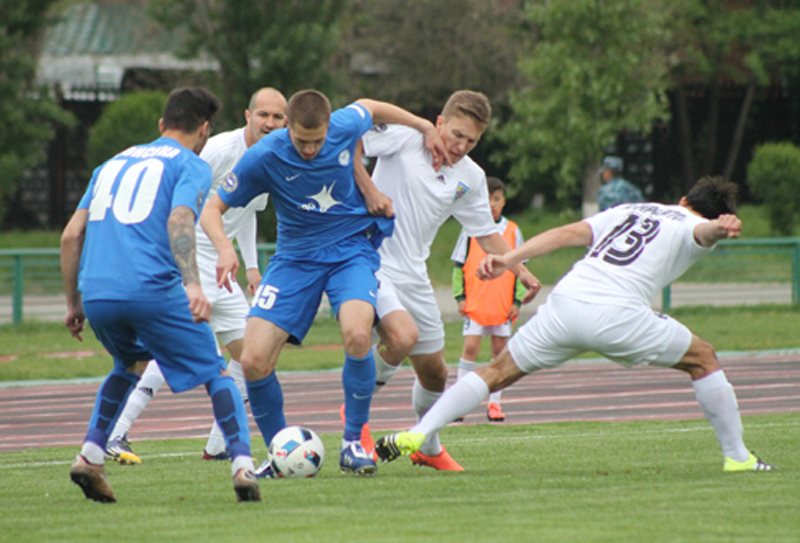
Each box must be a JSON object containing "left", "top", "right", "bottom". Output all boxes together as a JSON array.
[
  {"left": 341, "top": 103, "right": 374, "bottom": 140},
  {"left": 172, "top": 157, "right": 212, "bottom": 221},
  {"left": 219, "top": 144, "right": 272, "bottom": 208}
]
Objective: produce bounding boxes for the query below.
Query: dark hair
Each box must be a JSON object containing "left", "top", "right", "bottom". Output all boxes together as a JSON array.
[
  {"left": 441, "top": 90, "right": 491, "bottom": 129},
  {"left": 287, "top": 90, "right": 331, "bottom": 129},
  {"left": 685, "top": 176, "right": 738, "bottom": 219},
  {"left": 487, "top": 176, "right": 505, "bottom": 194},
  {"left": 162, "top": 87, "right": 220, "bottom": 133}
]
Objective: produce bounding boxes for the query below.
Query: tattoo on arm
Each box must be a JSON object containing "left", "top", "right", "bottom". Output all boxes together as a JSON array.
[{"left": 168, "top": 206, "right": 200, "bottom": 285}]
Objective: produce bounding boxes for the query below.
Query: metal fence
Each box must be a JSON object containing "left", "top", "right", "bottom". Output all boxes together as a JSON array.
[
  {"left": 0, "top": 243, "right": 276, "bottom": 325},
  {"left": 2, "top": 238, "right": 799, "bottom": 324}
]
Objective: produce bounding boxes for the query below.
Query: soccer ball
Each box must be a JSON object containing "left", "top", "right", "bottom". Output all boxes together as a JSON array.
[{"left": 268, "top": 426, "right": 325, "bottom": 478}]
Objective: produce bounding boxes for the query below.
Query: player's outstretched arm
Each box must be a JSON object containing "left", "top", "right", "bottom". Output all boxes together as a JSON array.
[
  {"left": 693, "top": 214, "right": 742, "bottom": 247},
  {"left": 199, "top": 194, "right": 239, "bottom": 292},
  {"left": 475, "top": 232, "right": 542, "bottom": 302},
  {"left": 60, "top": 209, "right": 88, "bottom": 341},
  {"left": 355, "top": 98, "right": 450, "bottom": 170},
  {"left": 169, "top": 205, "right": 211, "bottom": 322},
  {"left": 478, "top": 221, "right": 593, "bottom": 280}
]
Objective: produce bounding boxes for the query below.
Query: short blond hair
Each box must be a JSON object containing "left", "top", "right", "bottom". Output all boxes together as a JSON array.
[{"left": 441, "top": 90, "right": 491, "bottom": 129}]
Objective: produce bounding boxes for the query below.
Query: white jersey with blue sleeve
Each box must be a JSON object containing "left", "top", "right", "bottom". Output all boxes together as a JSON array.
[
  {"left": 219, "top": 103, "right": 394, "bottom": 262},
  {"left": 76, "top": 136, "right": 212, "bottom": 301}
]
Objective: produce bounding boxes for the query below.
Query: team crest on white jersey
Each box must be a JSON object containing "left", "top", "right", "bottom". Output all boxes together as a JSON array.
[
  {"left": 453, "top": 181, "right": 469, "bottom": 202},
  {"left": 222, "top": 172, "right": 238, "bottom": 192},
  {"left": 338, "top": 149, "right": 350, "bottom": 167}
]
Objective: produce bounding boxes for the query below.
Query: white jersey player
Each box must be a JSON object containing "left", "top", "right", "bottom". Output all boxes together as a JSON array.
[
  {"left": 375, "top": 176, "right": 775, "bottom": 473},
  {"left": 354, "top": 90, "right": 540, "bottom": 471},
  {"left": 105, "top": 88, "right": 287, "bottom": 464}
]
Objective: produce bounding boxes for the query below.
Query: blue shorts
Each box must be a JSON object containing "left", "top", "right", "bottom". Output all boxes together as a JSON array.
[
  {"left": 249, "top": 249, "right": 380, "bottom": 345},
  {"left": 84, "top": 294, "right": 226, "bottom": 393}
]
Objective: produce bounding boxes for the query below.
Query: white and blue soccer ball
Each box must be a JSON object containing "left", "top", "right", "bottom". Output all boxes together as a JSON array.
[{"left": 268, "top": 426, "right": 325, "bottom": 478}]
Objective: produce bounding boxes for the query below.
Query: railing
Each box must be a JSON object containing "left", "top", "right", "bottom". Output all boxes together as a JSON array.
[
  {"left": 3, "top": 239, "right": 800, "bottom": 324},
  {"left": 0, "top": 243, "right": 277, "bottom": 325},
  {"left": 660, "top": 237, "right": 800, "bottom": 312}
]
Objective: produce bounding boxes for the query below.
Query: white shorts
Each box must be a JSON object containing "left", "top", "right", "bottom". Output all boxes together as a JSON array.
[
  {"left": 462, "top": 317, "right": 512, "bottom": 338},
  {"left": 508, "top": 293, "right": 692, "bottom": 374},
  {"left": 375, "top": 271, "right": 444, "bottom": 355},
  {"left": 198, "top": 251, "right": 249, "bottom": 345}
]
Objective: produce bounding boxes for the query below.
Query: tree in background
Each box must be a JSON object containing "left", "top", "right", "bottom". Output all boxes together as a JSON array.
[
  {"left": 747, "top": 141, "right": 800, "bottom": 235},
  {"left": 492, "top": 0, "right": 672, "bottom": 214},
  {"left": 148, "top": 0, "right": 348, "bottom": 128},
  {"left": 668, "top": 0, "right": 800, "bottom": 192},
  {"left": 0, "top": 0, "right": 73, "bottom": 223},
  {"left": 345, "top": 0, "right": 525, "bottom": 116},
  {"left": 86, "top": 91, "right": 168, "bottom": 170}
]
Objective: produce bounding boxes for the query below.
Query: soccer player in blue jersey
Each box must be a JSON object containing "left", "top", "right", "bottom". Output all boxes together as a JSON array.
[
  {"left": 61, "top": 87, "right": 260, "bottom": 503},
  {"left": 200, "top": 89, "right": 448, "bottom": 477}
]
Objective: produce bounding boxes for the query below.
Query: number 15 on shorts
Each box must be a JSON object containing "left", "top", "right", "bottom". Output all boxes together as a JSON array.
[{"left": 253, "top": 284, "right": 280, "bottom": 310}]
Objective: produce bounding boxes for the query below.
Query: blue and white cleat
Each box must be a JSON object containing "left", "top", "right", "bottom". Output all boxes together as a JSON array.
[
  {"left": 254, "top": 459, "right": 276, "bottom": 479},
  {"left": 339, "top": 441, "right": 377, "bottom": 476}
]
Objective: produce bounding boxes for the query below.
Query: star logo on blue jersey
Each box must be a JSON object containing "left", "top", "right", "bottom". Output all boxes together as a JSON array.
[
  {"left": 309, "top": 183, "right": 342, "bottom": 213},
  {"left": 453, "top": 181, "right": 469, "bottom": 202}
]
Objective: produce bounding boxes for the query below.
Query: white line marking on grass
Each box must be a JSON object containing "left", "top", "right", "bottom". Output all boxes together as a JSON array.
[{"left": 4, "top": 421, "right": 797, "bottom": 470}]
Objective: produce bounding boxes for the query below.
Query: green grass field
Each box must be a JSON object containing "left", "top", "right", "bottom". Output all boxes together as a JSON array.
[
  {"left": 1, "top": 414, "right": 797, "bottom": 543},
  {"left": 3, "top": 304, "right": 800, "bottom": 382}
]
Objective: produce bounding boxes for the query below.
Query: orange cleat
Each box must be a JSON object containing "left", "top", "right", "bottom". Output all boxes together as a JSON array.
[
  {"left": 338, "top": 404, "right": 376, "bottom": 459},
  {"left": 409, "top": 446, "right": 464, "bottom": 471},
  {"left": 487, "top": 402, "right": 505, "bottom": 422}
]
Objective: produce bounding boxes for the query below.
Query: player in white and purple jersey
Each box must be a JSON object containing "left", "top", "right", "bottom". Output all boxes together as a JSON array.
[
  {"left": 376, "top": 176, "right": 775, "bottom": 473},
  {"left": 200, "top": 90, "right": 448, "bottom": 477},
  {"left": 61, "top": 87, "right": 260, "bottom": 503}
]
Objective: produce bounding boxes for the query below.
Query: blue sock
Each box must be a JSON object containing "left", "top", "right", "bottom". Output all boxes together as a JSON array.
[
  {"left": 342, "top": 352, "right": 375, "bottom": 442},
  {"left": 206, "top": 375, "right": 251, "bottom": 459},
  {"left": 246, "top": 373, "right": 286, "bottom": 448},
  {"left": 85, "top": 367, "right": 139, "bottom": 448}
]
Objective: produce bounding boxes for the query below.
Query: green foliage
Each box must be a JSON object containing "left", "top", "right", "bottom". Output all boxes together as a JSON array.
[
  {"left": 746, "top": 142, "right": 800, "bottom": 235},
  {"left": 148, "top": 0, "right": 347, "bottom": 126},
  {"left": 85, "top": 91, "right": 169, "bottom": 170},
  {"left": 1, "top": 415, "right": 798, "bottom": 542},
  {"left": 492, "top": 0, "right": 671, "bottom": 203},
  {"left": 0, "top": 0, "right": 74, "bottom": 222}
]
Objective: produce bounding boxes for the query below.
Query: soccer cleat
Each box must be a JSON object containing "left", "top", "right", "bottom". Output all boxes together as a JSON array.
[
  {"left": 232, "top": 468, "right": 262, "bottom": 502},
  {"left": 374, "top": 432, "right": 425, "bottom": 463},
  {"left": 487, "top": 402, "right": 506, "bottom": 422},
  {"left": 723, "top": 453, "right": 776, "bottom": 472},
  {"left": 254, "top": 459, "right": 276, "bottom": 479},
  {"left": 202, "top": 449, "right": 230, "bottom": 461},
  {"left": 339, "top": 441, "right": 378, "bottom": 476},
  {"left": 70, "top": 455, "right": 116, "bottom": 503},
  {"left": 338, "top": 403, "right": 376, "bottom": 460},
  {"left": 105, "top": 434, "right": 141, "bottom": 465},
  {"left": 410, "top": 446, "right": 464, "bottom": 471}
]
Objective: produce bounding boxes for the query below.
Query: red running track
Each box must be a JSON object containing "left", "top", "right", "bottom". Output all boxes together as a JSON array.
[{"left": 1, "top": 353, "right": 799, "bottom": 453}]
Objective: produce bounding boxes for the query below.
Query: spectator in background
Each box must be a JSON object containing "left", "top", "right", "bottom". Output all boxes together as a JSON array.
[{"left": 597, "top": 155, "right": 644, "bottom": 211}]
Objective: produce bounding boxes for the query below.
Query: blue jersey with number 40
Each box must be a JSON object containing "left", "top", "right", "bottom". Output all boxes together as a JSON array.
[{"left": 76, "top": 136, "right": 211, "bottom": 302}]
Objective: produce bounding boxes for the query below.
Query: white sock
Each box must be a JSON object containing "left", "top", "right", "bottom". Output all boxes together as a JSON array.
[
  {"left": 692, "top": 370, "right": 749, "bottom": 462},
  {"left": 80, "top": 442, "right": 106, "bottom": 465},
  {"left": 374, "top": 344, "right": 400, "bottom": 394},
  {"left": 109, "top": 360, "right": 164, "bottom": 440},
  {"left": 488, "top": 359, "right": 501, "bottom": 403},
  {"left": 230, "top": 454, "right": 255, "bottom": 476},
  {"left": 205, "top": 359, "right": 248, "bottom": 456},
  {"left": 412, "top": 378, "right": 445, "bottom": 456},
  {"left": 457, "top": 358, "right": 475, "bottom": 380},
  {"left": 411, "top": 372, "right": 489, "bottom": 438}
]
